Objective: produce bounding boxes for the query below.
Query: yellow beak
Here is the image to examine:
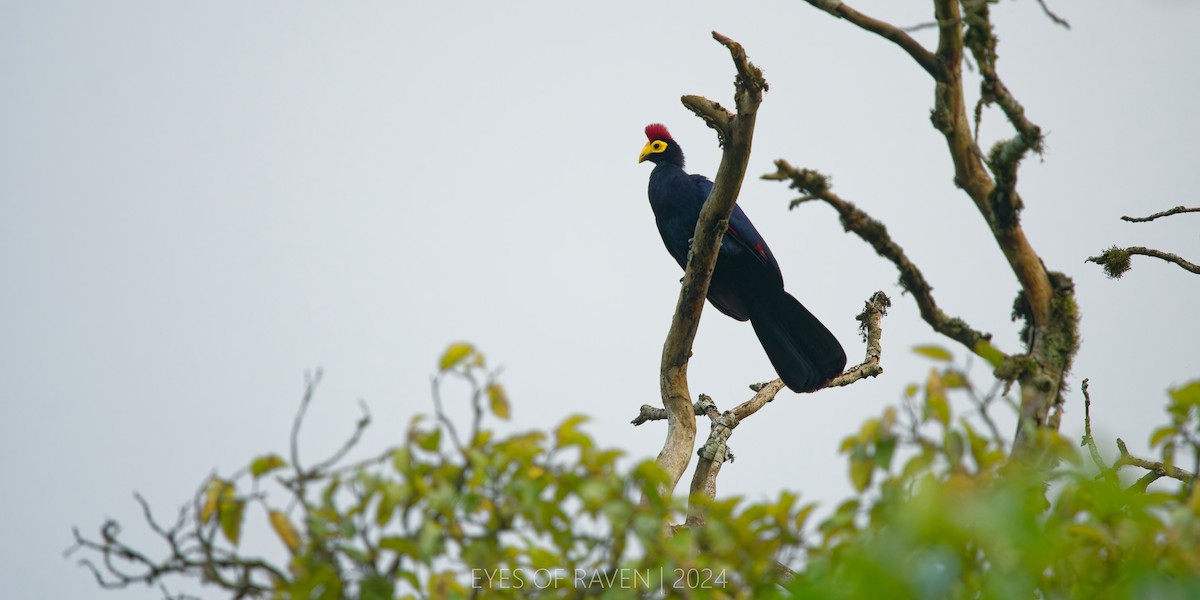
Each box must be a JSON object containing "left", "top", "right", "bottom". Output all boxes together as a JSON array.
[{"left": 637, "top": 140, "right": 656, "bottom": 163}]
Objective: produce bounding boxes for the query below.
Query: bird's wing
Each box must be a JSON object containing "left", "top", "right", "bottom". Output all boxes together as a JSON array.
[
  {"left": 688, "top": 175, "right": 784, "bottom": 285},
  {"left": 726, "top": 204, "right": 784, "bottom": 284}
]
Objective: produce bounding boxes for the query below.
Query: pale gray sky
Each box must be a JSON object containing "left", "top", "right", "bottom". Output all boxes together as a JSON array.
[{"left": 2, "top": 1, "right": 1197, "bottom": 598}]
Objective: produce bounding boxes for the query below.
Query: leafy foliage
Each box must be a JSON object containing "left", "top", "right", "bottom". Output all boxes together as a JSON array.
[
  {"left": 796, "top": 348, "right": 1200, "bottom": 599},
  {"left": 72, "top": 345, "right": 1200, "bottom": 599}
]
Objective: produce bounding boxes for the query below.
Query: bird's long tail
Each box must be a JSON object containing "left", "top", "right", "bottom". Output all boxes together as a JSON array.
[{"left": 748, "top": 290, "right": 847, "bottom": 393}]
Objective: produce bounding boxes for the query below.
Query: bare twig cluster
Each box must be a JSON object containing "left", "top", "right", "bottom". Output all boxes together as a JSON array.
[
  {"left": 65, "top": 372, "right": 392, "bottom": 598},
  {"left": 1080, "top": 379, "right": 1197, "bottom": 491}
]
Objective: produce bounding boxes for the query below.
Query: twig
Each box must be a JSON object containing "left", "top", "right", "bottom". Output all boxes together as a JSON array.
[
  {"left": 902, "top": 21, "right": 937, "bottom": 33},
  {"left": 310, "top": 399, "right": 371, "bottom": 473},
  {"left": 1034, "top": 0, "right": 1071, "bottom": 29},
  {"left": 1121, "top": 205, "right": 1200, "bottom": 223},
  {"left": 287, "top": 370, "right": 322, "bottom": 501},
  {"left": 1109, "top": 438, "right": 1196, "bottom": 484},
  {"left": 1079, "top": 379, "right": 1116, "bottom": 483},
  {"left": 804, "top": 0, "right": 945, "bottom": 81},
  {"left": 1087, "top": 246, "right": 1200, "bottom": 278},
  {"left": 630, "top": 401, "right": 710, "bottom": 426},
  {"left": 824, "top": 291, "right": 890, "bottom": 388},
  {"left": 964, "top": 377, "right": 1007, "bottom": 451}
]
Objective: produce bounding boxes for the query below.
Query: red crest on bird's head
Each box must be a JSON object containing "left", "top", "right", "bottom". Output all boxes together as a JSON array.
[{"left": 645, "top": 123, "right": 673, "bottom": 142}]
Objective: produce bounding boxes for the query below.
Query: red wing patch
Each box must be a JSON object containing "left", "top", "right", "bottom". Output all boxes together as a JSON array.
[{"left": 728, "top": 225, "right": 768, "bottom": 259}]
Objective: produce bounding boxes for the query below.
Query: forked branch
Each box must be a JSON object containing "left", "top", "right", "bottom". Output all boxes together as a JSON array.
[
  {"left": 653, "top": 32, "right": 768, "bottom": 497},
  {"left": 683, "top": 291, "right": 891, "bottom": 524},
  {"left": 1089, "top": 206, "right": 1200, "bottom": 278},
  {"left": 633, "top": 291, "right": 891, "bottom": 430}
]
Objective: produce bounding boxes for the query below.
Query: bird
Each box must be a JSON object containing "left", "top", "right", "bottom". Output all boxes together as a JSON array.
[{"left": 637, "top": 123, "right": 846, "bottom": 392}]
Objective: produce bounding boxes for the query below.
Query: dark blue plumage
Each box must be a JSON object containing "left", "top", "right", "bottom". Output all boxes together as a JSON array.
[{"left": 638, "top": 124, "right": 847, "bottom": 392}]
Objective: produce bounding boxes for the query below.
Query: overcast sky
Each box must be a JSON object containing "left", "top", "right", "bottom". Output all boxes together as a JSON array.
[{"left": 2, "top": 1, "right": 1198, "bottom": 598}]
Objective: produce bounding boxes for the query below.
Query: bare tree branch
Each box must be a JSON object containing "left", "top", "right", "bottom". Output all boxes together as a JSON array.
[
  {"left": 632, "top": 291, "right": 890, "bottom": 428},
  {"left": 1087, "top": 246, "right": 1200, "bottom": 278},
  {"left": 289, "top": 369, "right": 322, "bottom": 477},
  {"left": 804, "top": 0, "right": 945, "bottom": 81},
  {"left": 630, "top": 401, "right": 709, "bottom": 426},
  {"left": 765, "top": 161, "right": 1004, "bottom": 364},
  {"left": 1121, "top": 205, "right": 1200, "bottom": 223},
  {"left": 902, "top": 21, "right": 938, "bottom": 33},
  {"left": 1034, "top": 0, "right": 1071, "bottom": 30},
  {"left": 826, "top": 291, "right": 890, "bottom": 387},
  {"left": 1111, "top": 438, "right": 1195, "bottom": 484},
  {"left": 653, "top": 31, "right": 767, "bottom": 497},
  {"left": 1091, "top": 204, "right": 1198, "bottom": 278},
  {"left": 679, "top": 291, "right": 890, "bottom": 524},
  {"left": 1078, "top": 378, "right": 1118, "bottom": 485},
  {"left": 804, "top": 0, "right": 1076, "bottom": 450}
]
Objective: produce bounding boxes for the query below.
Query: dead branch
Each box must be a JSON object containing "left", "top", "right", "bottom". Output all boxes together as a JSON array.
[
  {"left": 678, "top": 291, "right": 890, "bottom": 524},
  {"left": 804, "top": 0, "right": 945, "bottom": 81},
  {"left": 766, "top": 161, "right": 1003, "bottom": 364},
  {"left": 1034, "top": 0, "right": 1071, "bottom": 29},
  {"left": 1087, "top": 246, "right": 1200, "bottom": 278},
  {"left": 66, "top": 486, "right": 285, "bottom": 598},
  {"left": 632, "top": 291, "right": 890, "bottom": 429},
  {"left": 1111, "top": 438, "right": 1195, "bottom": 485},
  {"left": 1079, "top": 379, "right": 1119, "bottom": 486},
  {"left": 803, "top": 0, "right": 1074, "bottom": 449},
  {"left": 1121, "top": 205, "right": 1200, "bottom": 223},
  {"left": 653, "top": 31, "right": 767, "bottom": 497}
]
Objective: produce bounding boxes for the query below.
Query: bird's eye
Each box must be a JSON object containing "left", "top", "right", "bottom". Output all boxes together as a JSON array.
[{"left": 652, "top": 141, "right": 666, "bottom": 151}]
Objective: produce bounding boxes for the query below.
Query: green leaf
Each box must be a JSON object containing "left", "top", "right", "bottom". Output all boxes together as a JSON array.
[
  {"left": 874, "top": 437, "right": 897, "bottom": 471},
  {"left": 416, "top": 520, "right": 442, "bottom": 562},
  {"left": 487, "top": 383, "right": 510, "bottom": 420},
  {"left": 391, "top": 447, "right": 411, "bottom": 473},
  {"left": 438, "top": 342, "right": 475, "bottom": 371},
  {"left": 269, "top": 510, "right": 301, "bottom": 554},
  {"left": 379, "top": 535, "right": 417, "bottom": 555},
  {"left": 250, "top": 453, "right": 287, "bottom": 479},
  {"left": 902, "top": 450, "right": 935, "bottom": 480},
  {"left": 415, "top": 428, "right": 442, "bottom": 452},
  {"left": 794, "top": 503, "right": 817, "bottom": 531},
  {"left": 375, "top": 483, "right": 402, "bottom": 527},
  {"left": 913, "top": 345, "right": 953, "bottom": 361},
  {"left": 218, "top": 493, "right": 245, "bottom": 545},
  {"left": 944, "top": 430, "right": 965, "bottom": 467},
  {"left": 961, "top": 419, "right": 990, "bottom": 469},
  {"left": 849, "top": 457, "right": 874, "bottom": 493},
  {"left": 359, "top": 575, "right": 394, "bottom": 600},
  {"left": 1149, "top": 425, "right": 1177, "bottom": 448},
  {"left": 926, "top": 391, "right": 951, "bottom": 427},
  {"left": 941, "top": 370, "right": 969, "bottom": 389},
  {"left": 200, "top": 478, "right": 227, "bottom": 524},
  {"left": 555, "top": 415, "right": 592, "bottom": 449},
  {"left": 972, "top": 339, "right": 1006, "bottom": 368},
  {"left": 1169, "top": 380, "right": 1200, "bottom": 408}
]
